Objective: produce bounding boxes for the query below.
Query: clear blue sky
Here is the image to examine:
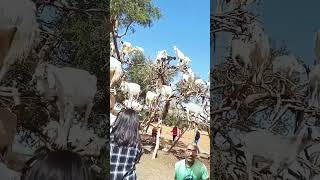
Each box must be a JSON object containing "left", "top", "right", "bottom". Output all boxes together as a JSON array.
[
  {"left": 213, "top": 1, "right": 320, "bottom": 66},
  {"left": 262, "top": 0, "right": 320, "bottom": 65},
  {"left": 121, "top": 0, "right": 210, "bottom": 82}
]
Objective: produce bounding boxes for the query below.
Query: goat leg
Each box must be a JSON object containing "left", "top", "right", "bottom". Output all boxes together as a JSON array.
[
  {"left": 269, "top": 160, "right": 280, "bottom": 180},
  {"left": 311, "top": 82, "right": 318, "bottom": 107},
  {"left": 64, "top": 103, "right": 74, "bottom": 141},
  {"left": 0, "top": 62, "right": 8, "bottom": 83},
  {"left": 82, "top": 102, "right": 93, "bottom": 128},
  {"left": 55, "top": 123, "right": 68, "bottom": 149},
  {"left": 55, "top": 101, "right": 74, "bottom": 149},
  {"left": 245, "top": 152, "right": 254, "bottom": 180},
  {"left": 56, "top": 101, "right": 64, "bottom": 126}
]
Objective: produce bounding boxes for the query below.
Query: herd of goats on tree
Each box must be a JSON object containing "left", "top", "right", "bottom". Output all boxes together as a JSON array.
[
  {"left": 212, "top": 0, "right": 320, "bottom": 179},
  {"left": 1, "top": 0, "right": 210, "bottom": 175},
  {"left": 0, "top": 0, "right": 107, "bottom": 174},
  {"left": 110, "top": 12, "right": 210, "bottom": 159}
]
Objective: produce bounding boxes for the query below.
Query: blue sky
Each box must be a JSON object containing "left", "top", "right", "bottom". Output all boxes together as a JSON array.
[
  {"left": 213, "top": 1, "right": 320, "bottom": 66},
  {"left": 121, "top": 0, "right": 210, "bottom": 82},
  {"left": 262, "top": 0, "right": 320, "bottom": 65}
]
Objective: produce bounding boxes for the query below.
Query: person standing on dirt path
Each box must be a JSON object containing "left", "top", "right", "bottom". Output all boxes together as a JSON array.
[
  {"left": 171, "top": 126, "right": 178, "bottom": 141},
  {"left": 194, "top": 130, "right": 201, "bottom": 145},
  {"left": 110, "top": 109, "right": 142, "bottom": 180},
  {"left": 174, "top": 144, "right": 209, "bottom": 180}
]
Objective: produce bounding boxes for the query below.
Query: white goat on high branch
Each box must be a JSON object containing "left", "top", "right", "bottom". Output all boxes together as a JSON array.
[
  {"left": 239, "top": 124, "right": 315, "bottom": 180},
  {"left": 32, "top": 62, "right": 97, "bottom": 147}
]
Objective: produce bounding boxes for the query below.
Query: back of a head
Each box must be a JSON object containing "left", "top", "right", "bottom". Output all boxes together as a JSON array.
[
  {"left": 112, "top": 109, "right": 140, "bottom": 147},
  {"left": 24, "top": 150, "right": 90, "bottom": 180}
]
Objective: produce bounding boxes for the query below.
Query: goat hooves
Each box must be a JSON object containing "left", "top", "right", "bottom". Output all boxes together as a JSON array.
[{"left": 54, "top": 136, "right": 68, "bottom": 150}]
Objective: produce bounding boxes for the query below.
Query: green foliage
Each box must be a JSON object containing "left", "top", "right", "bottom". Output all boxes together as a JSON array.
[
  {"left": 61, "top": 4, "right": 107, "bottom": 88},
  {"left": 110, "top": 0, "right": 161, "bottom": 30},
  {"left": 128, "top": 53, "right": 155, "bottom": 93}
]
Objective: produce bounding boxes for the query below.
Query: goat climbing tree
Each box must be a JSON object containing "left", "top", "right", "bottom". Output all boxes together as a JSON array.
[{"left": 211, "top": 0, "right": 320, "bottom": 179}]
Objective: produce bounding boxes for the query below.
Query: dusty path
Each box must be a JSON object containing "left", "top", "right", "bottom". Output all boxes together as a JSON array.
[{"left": 136, "top": 124, "right": 210, "bottom": 180}]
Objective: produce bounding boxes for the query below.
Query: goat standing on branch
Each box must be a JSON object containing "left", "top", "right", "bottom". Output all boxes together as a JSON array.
[
  {"left": 231, "top": 22, "right": 270, "bottom": 83},
  {"left": 241, "top": 123, "right": 316, "bottom": 180},
  {"left": 272, "top": 54, "right": 301, "bottom": 78},
  {"left": 110, "top": 56, "right": 123, "bottom": 93},
  {"left": 120, "top": 81, "right": 141, "bottom": 106},
  {"left": 145, "top": 91, "right": 160, "bottom": 108},
  {"left": 32, "top": 62, "right": 97, "bottom": 147}
]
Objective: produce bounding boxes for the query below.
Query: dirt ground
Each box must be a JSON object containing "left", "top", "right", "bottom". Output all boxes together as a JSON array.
[{"left": 136, "top": 124, "right": 210, "bottom": 180}]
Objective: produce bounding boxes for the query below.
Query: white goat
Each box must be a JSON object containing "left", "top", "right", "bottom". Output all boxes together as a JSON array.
[
  {"left": 121, "top": 41, "right": 132, "bottom": 55},
  {"left": 110, "top": 40, "right": 116, "bottom": 57},
  {"left": 145, "top": 91, "right": 159, "bottom": 108},
  {"left": 177, "top": 56, "right": 191, "bottom": 67},
  {"left": 120, "top": 81, "right": 141, "bottom": 103},
  {"left": 231, "top": 38, "right": 253, "bottom": 69},
  {"left": 157, "top": 85, "right": 173, "bottom": 100},
  {"left": 309, "top": 64, "right": 320, "bottom": 107},
  {"left": 183, "top": 68, "right": 195, "bottom": 83},
  {"left": 241, "top": 125, "right": 312, "bottom": 180},
  {"left": 272, "top": 54, "right": 301, "bottom": 77},
  {"left": 231, "top": 22, "right": 270, "bottom": 83},
  {"left": 173, "top": 46, "right": 185, "bottom": 61},
  {"left": 156, "top": 50, "right": 168, "bottom": 63},
  {"left": 134, "top": 46, "right": 144, "bottom": 53},
  {"left": 110, "top": 56, "right": 122, "bottom": 89},
  {"left": 32, "top": 62, "right": 97, "bottom": 147},
  {"left": 249, "top": 22, "right": 270, "bottom": 61},
  {"left": 195, "top": 78, "right": 206, "bottom": 87},
  {"left": 314, "top": 30, "right": 320, "bottom": 63},
  {"left": 123, "top": 99, "right": 143, "bottom": 111},
  {"left": 0, "top": 0, "right": 39, "bottom": 82}
]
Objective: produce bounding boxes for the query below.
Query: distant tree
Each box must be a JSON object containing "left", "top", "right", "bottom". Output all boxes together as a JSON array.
[{"left": 110, "top": 0, "right": 161, "bottom": 59}]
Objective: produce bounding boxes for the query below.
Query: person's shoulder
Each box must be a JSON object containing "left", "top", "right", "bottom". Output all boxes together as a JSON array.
[
  {"left": 195, "top": 159, "right": 206, "bottom": 167},
  {"left": 175, "top": 159, "right": 185, "bottom": 167}
]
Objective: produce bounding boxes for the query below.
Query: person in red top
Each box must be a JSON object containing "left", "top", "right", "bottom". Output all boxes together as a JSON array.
[{"left": 171, "top": 126, "right": 178, "bottom": 141}]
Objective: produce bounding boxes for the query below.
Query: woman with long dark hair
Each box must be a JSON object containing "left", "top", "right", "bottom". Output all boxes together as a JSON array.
[
  {"left": 110, "top": 109, "right": 142, "bottom": 180},
  {"left": 23, "top": 150, "right": 91, "bottom": 180}
]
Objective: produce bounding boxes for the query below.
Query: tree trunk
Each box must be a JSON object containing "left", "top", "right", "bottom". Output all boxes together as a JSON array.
[
  {"left": 152, "top": 123, "right": 162, "bottom": 159},
  {"left": 110, "top": 18, "right": 121, "bottom": 60},
  {"left": 161, "top": 99, "right": 171, "bottom": 120},
  {"left": 142, "top": 107, "right": 157, "bottom": 133}
]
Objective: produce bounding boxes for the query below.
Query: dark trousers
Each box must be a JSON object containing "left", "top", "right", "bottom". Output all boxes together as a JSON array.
[{"left": 173, "top": 135, "right": 177, "bottom": 141}]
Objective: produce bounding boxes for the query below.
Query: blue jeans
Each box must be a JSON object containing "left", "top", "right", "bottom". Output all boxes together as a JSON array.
[{"left": 194, "top": 139, "right": 199, "bottom": 145}]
